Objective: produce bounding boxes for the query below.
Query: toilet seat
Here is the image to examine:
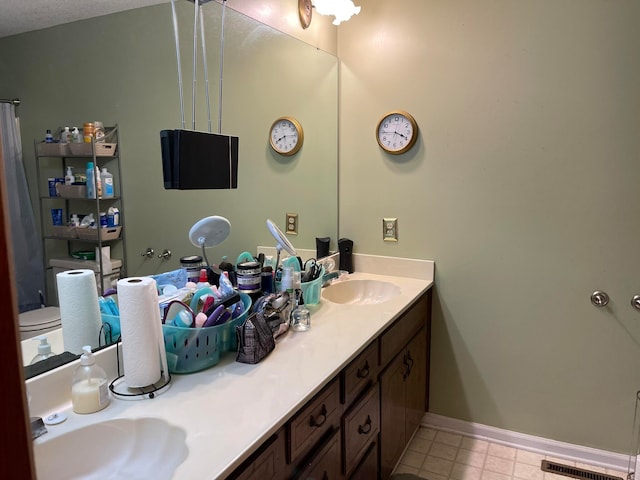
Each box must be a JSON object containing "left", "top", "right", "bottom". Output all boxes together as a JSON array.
[{"left": 19, "top": 306, "right": 61, "bottom": 341}]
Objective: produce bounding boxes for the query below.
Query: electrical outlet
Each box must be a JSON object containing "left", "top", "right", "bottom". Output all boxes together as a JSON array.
[
  {"left": 286, "top": 213, "right": 298, "bottom": 235},
  {"left": 383, "top": 218, "right": 398, "bottom": 242}
]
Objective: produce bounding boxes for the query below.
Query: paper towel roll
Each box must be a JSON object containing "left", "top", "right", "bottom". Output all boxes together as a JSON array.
[
  {"left": 117, "top": 277, "right": 165, "bottom": 387},
  {"left": 56, "top": 269, "right": 103, "bottom": 355}
]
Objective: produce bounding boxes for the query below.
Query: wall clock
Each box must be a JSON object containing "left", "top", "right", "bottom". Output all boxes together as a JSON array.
[
  {"left": 376, "top": 110, "right": 418, "bottom": 154},
  {"left": 269, "top": 116, "right": 304, "bottom": 156},
  {"left": 298, "top": 0, "right": 313, "bottom": 29}
]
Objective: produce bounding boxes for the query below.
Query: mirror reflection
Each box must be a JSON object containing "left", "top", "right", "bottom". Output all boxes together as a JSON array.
[{"left": 0, "top": 2, "right": 338, "bottom": 373}]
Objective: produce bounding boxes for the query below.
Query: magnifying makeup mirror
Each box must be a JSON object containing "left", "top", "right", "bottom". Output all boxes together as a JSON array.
[
  {"left": 189, "top": 216, "right": 231, "bottom": 266},
  {"left": 266, "top": 218, "right": 296, "bottom": 271}
]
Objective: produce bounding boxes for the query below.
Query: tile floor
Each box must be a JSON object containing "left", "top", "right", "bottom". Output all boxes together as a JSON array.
[{"left": 392, "top": 427, "right": 629, "bottom": 480}]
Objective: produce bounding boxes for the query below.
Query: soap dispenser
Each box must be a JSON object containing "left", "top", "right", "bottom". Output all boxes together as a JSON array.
[
  {"left": 71, "top": 345, "right": 109, "bottom": 414},
  {"left": 30, "top": 336, "right": 56, "bottom": 364}
]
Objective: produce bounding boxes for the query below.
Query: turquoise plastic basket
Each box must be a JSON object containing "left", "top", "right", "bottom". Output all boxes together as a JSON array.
[
  {"left": 162, "top": 292, "right": 252, "bottom": 374},
  {"left": 301, "top": 266, "right": 324, "bottom": 306}
]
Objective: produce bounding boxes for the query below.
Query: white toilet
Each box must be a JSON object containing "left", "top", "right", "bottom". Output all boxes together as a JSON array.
[{"left": 19, "top": 306, "right": 61, "bottom": 341}]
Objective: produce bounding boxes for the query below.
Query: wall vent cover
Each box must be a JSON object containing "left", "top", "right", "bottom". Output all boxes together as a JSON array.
[{"left": 541, "top": 460, "right": 623, "bottom": 480}]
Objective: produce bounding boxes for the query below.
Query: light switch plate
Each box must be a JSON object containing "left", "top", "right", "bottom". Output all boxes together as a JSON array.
[
  {"left": 383, "top": 218, "right": 398, "bottom": 242},
  {"left": 286, "top": 213, "right": 298, "bottom": 235}
]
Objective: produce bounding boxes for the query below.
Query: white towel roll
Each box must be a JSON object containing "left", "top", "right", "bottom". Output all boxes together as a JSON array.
[
  {"left": 56, "top": 269, "right": 102, "bottom": 355},
  {"left": 117, "top": 276, "right": 165, "bottom": 388}
]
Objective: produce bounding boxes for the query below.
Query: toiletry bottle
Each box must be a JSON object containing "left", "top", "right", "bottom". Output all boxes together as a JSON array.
[
  {"left": 94, "top": 121, "right": 105, "bottom": 142},
  {"left": 86, "top": 162, "right": 95, "bottom": 199},
  {"left": 60, "top": 126, "right": 71, "bottom": 143},
  {"left": 71, "top": 345, "right": 109, "bottom": 414},
  {"left": 71, "top": 126, "right": 81, "bottom": 143},
  {"left": 65, "top": 166, "right": 74, "bottom": 185},
  {"left": 70, "top": 213, "right": 80, "bottom": 227},
  {"left": 101, "top": 167, "right": 114, "bottom": 198},
  {"left": 30, "top": 336, "right": 56, "bottom": 364},
  {"left": 95, "top": 165, "right": 102, "bottom": 198},
  {"left": 280, "top": 267, "right": 294, "bottom": 295},
  {"left": 45, "top": 129, "right": 53, "bottom": 143}
]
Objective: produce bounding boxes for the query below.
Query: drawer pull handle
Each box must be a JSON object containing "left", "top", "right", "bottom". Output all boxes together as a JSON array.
[
  {"left": 356, "top": 361, "right": 370, "bottom": 379},
  {"left": 310, "top": 404, "right": 328, "bottom": 428},
  {"left": 358, "top": 415, "right": 372, "bottom": 435},
  {"left": 403, "top": 353, "right": 410, "bottom": 380},
  {"left": 406, "top": 351, "right": 414, "bottom": 373}
]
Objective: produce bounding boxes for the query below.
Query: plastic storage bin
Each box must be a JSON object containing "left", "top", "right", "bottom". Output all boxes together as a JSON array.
[
  {"left": 162, "top": 292, "right": 252, "bottom": 374},
  {"left": 301, "top": 266, "right": 324, "bottom": 306}
]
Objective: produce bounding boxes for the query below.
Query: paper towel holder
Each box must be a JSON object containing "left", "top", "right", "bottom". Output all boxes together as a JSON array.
[{"left": 109, "top": 339, "right": 172, "bottom": 400}]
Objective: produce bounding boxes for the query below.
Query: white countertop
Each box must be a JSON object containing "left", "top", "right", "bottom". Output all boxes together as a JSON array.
[{"left": 28, "top": 255, "right": 434, "bottom": 479}]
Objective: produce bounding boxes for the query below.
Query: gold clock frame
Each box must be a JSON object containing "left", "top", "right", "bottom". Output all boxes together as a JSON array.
[
  {"left": 269, "top": 116, "right": 304, "bottom": 156},
  {"left": 298, "top": 0, "right": 313, "bottom": 29},
  {"left": 376, "top": 110, "right": 418, "bottom": 155}
]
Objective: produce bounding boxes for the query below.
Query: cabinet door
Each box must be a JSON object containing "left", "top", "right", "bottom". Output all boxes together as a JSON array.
[
  {"left": 405, "top": 328, "right": 427, "bottom": 443},
  {"left": 379, "top": 351, "right": 408, "bottom": 480}
]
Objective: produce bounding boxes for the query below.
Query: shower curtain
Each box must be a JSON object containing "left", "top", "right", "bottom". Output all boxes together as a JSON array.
[{"left": 0, "top": 103, "right": 44, "bottom": 312}]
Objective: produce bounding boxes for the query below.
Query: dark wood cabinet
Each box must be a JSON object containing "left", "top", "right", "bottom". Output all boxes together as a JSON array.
[
  {"left": 294, "top": 429, "right": 341, "bottom": 480},
  {"left": 228, "top": 429, "right": 287, "bottom": 480},
  {"left": 342, "top": 383, "right": 380, "bottom": 477},
  {"left": 379, "top": 291, "right": 431, "bottom": 480},
  {"left": 228, "top": 289, "right": 432, "bottom": 480}
]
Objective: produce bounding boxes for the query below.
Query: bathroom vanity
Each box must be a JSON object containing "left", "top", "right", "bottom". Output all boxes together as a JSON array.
[{"left": 27, "top": 255, "right": 434, "bottom": 480}]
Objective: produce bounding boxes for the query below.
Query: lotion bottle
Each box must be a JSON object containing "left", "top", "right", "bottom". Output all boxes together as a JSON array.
[{"left": 71, "top": 345, "right": 109, "bottom": 414}]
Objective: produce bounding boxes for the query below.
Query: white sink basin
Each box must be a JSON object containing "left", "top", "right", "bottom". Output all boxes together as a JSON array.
[
  {"left": 322, "top": 279, "right": 401, "bottom": 305},
  {"left": 34, "top": 417, "right": 188, "bottom": 480}
]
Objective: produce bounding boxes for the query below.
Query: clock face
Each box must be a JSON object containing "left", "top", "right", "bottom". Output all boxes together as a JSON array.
[
  {"left": 270, "top": 117, "right": 304, "bottom": 156},
  {"left": 376, "top": 111, "right": 418, "bottom": 154}
]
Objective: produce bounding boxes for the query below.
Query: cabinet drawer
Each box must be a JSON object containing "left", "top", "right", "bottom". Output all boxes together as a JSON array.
[
  {"left": 380, "top": 294, "right": 429, "bottom": 367},
  {"left": 289, "top": 378, "right": 341, "bottom": 464},
  {"left": 342, "top": 340, "right": 379, "bottom": 407},
  {"left": 294, "top": 429, "right": 340, "bottom": 480},
  {"left": 342, "top": 383, "right": 380, "bottom": 476},
  {"left": 229, "top": 429, "right": 286, "bottom": 480}
]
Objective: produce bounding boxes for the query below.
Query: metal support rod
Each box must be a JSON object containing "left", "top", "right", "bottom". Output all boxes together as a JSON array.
[
  {"left": 199, "top": 7, "right": 212, "bottom": 133},
  {"left": 170, "top": 1, "right": 185, "bottom": 129},
  {"left": 191, "top": 0, "right": 199, "bottom": 130},
  {"left": 218, "top": 0, "right": 227, "bottom": 134},
  {"left": 0, "top": 99, "right": 20, "bottom": 105}
]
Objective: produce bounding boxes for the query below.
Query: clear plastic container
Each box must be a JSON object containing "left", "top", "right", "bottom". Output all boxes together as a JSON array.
[{"left": 71, "top": 346, "right": 109, "bottom": 414}]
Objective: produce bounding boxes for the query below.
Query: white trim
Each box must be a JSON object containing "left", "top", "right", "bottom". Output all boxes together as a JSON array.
[{"left": 423, "top": 413, "right": 631, "bottom": 473}]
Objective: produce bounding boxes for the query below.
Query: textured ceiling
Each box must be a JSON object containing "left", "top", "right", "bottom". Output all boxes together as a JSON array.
[{"left": 0, "top": 0, "right": 171, "bottom": 38}]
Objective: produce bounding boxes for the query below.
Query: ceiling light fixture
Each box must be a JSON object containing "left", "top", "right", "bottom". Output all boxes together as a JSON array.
[{"left": 313, "top": 0, "right": 361, "bottom": 25}]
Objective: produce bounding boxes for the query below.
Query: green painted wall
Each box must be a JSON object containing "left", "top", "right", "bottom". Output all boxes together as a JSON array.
[
  {"left": 0, "top": 2, "right": 338, "bottom": 292},
  {"left": 338, "top": 0, "right": 640, "bottom": 453}
]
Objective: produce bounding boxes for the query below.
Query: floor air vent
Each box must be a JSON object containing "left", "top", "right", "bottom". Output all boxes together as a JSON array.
[{"left": 541, "top": 460, "right": 623, "bottom": 480}]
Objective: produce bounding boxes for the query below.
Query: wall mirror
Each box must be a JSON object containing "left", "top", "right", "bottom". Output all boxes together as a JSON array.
[{"left": 0, "top": 1, "right": 338, "bottom": 374}]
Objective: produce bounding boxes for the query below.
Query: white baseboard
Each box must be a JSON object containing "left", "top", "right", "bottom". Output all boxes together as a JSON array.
[{"left": 422, "top": 412, "right": 631, "bottom": 473}]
